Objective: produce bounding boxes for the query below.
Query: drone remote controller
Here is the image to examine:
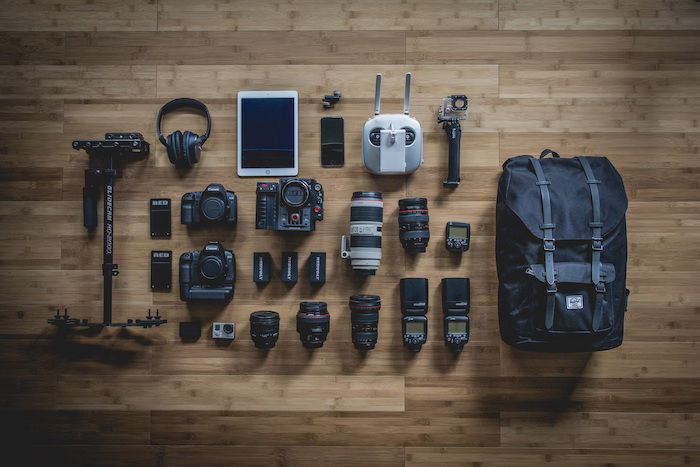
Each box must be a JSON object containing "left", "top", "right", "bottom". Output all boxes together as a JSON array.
[{"left": 362, "top": 73, "right": 423, "bottom": 175}]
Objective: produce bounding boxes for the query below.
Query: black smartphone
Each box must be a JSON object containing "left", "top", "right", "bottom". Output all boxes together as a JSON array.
[{"left": 320, "top": 116, "right": 344, "bottom": 167}]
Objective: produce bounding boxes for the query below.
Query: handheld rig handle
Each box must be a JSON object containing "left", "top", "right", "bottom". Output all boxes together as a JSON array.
[{"left": 443, "top": 122, "right": 462, "bottom": 187}]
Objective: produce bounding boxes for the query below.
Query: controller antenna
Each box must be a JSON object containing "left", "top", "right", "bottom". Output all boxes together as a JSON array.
[
  {"left": 404, "top": 72, "right": 412, "bottom": 115},
  {"left": 374, "top": 73, "right": 382, "bottom": 115}
]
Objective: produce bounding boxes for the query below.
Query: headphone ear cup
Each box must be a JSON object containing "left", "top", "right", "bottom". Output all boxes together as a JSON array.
[
  {"left": 171, "top": 130, "right": 184, "bottom": 167},
  {"left": 166, "top": 133, "right": 177, "bottom": 165},
  {"left": 182, "top": 131, "right": 193, "bottom": 168},
  {"left": 189, "top": 133, "right": 201, "bottom": 166}
]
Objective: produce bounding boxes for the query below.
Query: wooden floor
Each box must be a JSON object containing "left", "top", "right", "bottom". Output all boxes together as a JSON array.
[{"left": 1, "top": 1, "right": 699, "bottom": 466}]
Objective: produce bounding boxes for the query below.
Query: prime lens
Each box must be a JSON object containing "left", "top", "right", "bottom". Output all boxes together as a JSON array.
[
  {"left": 341, "top": 192, "right": 383, "bottom": 275},
  {"left": 349, "top": 294, "right": 381, "bottom": 350},
  {"left": 250, "top": 310, "right": 280, "bottom": 349},
  {"left": 296, "top": 301, "right": 330, "bottom": 348},
  {"left": 398, "top": 197, "right": 430, "bottom": 253}
]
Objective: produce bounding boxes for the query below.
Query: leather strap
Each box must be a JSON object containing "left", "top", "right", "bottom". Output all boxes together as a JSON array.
[
  {"left": 578, "top": 156, "right": 604, "bottom": 332},
  {"left": 529, "top": 157, "right": 557, "bottom": 330}
]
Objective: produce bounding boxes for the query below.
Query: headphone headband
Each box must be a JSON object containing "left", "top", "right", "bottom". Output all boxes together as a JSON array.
[{"left": 156, "top": 97, "right": 212, "bottom": 146}]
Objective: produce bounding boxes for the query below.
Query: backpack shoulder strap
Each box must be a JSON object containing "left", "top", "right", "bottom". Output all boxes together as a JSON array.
[
  {"left": 577, "top": 156, "right": 605, "bottom": 332},
  {"left": 529, "top": 157, "right": 557, "bottom": 330}
]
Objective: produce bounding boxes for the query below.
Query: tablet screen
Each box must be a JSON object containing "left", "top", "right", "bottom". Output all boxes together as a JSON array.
[{"left": 240, "top": 97, "right": 295, "bottom": 168}]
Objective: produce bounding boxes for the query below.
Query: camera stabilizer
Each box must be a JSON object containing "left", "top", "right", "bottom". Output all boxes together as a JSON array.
[
  {"left": 48, "top": 133, "right": 167, "bottom": 329},
  {"left": 437, "top": 95, "right": 469, "bottom": 187}
]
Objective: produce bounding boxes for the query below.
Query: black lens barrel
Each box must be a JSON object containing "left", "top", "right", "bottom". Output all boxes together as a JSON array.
[
  {"left": 349, "top": 294, "right": 381, "bottom": 350},
  {"left": 250, "top": 310, "right": 280, "bottom": 349},
  {"left": 297, "top": 301, "right": 330, "bottom": 348},
  {"left": 398, "top": 197, "right": 430, "bottom": 253}
]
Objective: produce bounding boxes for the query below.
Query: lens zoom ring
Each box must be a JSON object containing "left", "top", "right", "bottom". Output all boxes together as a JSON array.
[
  {"left": 350, "top": 236, "right": 382, "bottom": 248},
  {"left": 351, "top": 206, "right": 383, "bottom": 222}
]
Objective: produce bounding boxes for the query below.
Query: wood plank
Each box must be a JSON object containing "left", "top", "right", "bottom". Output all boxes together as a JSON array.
[
  {"left": 151, "top": 410, "right": 500, "bottom": 447},
  {"left": 0, "top": 65, "right": 157, "bottom": 99},
  {"left": 157, "top": 0, "right": 498, "bottom": 32},
  {"left": 65, "top": 31, "right": 406, "bottom": 65},
  {"left": 501, "top": 412, "right": 700, "bottom": 448},
  {"left": 0, "top": 410, "right": 151, "bottom": 444},
  {"left": 499, "top": 0, "right": 700, "bottom": 30},
  {"left": 406, "top": 447, "right": 700, "bottom": 466},
  {"left": 156, "top": 64, "right": 499, "bottom": 99},
  {"left": 406, "top": 377, "right": 700, "bottom": 413},
  {"left": 0, "top": 0, "right": 157, "bottom": 32},
  {"left": 0, "top": 32, "right": 65, "bottom": 65},
  {"left": 500, "top": 64, "right": 700, "bottom": 98},
  {"left": 163, "top": 446, "right": 404, "bottom": 467},
  {"left": 406, "top": 31, "right": 700, "bottom": 64},
  {"left": 500, "top": 342, "right": 700, "bottom": 378},
  {"left": 1, "top": 375, "right": 405, "bottom": 411}
]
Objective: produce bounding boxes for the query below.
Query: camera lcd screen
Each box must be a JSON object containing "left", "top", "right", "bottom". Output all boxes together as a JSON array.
[
  {"left": 449, "top": 225, "right": 468, "bottom": 238},
  {"left": 406, "top": 321, "right": 425, "bottom": 334},
  {"left": 447, "top": 321, "right": 467, "bottom": 333},
  {"left": 241, "top": 97, "right": 295, "bottom": 168}
]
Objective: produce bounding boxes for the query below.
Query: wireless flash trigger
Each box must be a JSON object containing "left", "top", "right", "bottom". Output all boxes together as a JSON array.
[
  {"left": 362, "top": 72, "right": 423, "bottom": 175},
  {"left": 156, "top": 97, "right": 211, "bottom": 169}
]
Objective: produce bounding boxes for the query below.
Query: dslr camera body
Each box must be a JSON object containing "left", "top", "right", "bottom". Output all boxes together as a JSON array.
[
  {"left": 362, "top": 72, "right": 423, "bottom": 175},
  {"left": 180, "top": 241, "right": 235, "bottom": 302},
  {"left": 181, "top": 183, "right": 237, "bottom": 226},
  {"left": 256, "top": 178, "right": 324, "bottom": 232}
]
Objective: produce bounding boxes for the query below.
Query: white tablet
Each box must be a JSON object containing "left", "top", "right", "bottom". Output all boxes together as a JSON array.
[{"left": 237, "top": 90, "right": 299, "bottom": 177}]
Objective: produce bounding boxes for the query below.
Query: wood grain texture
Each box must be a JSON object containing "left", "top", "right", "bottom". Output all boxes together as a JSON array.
[{"left": 1, "top": 1, "right": 699, "bottom": 466}]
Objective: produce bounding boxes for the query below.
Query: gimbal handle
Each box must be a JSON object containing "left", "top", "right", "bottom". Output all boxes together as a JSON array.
[{"left": 443, "top": 121, "right": 462, "bottom": 187}]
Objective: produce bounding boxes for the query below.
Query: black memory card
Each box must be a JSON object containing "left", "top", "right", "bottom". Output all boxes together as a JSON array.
[
  {"left": 151, "top": 250, "right": 172, "bottom": 290},
  {"left": 150, "top": 198, "right": 171, "bottom": 237}
]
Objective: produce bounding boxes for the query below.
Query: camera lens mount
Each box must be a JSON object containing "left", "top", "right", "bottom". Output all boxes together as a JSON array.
[
  {"left": 281, "top": 179, "right": 311, "bottom": 208},
  {"left": 201, "top": 196, "right": 226, "bottom": 221},
  {"left": 199, "top": 255, "right": 224, "bottom": 281}
]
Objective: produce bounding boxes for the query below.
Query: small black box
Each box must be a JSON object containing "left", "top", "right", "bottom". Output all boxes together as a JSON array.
[
  {"left": 442, "top": 278, "right": 470, "bottom": 315},
  {"left": 179, "top": 321, "right": 201, "bottom": 342},
  {"left": 309, "top": 252, "right": 326, "bottom": 284},
  {"left": 400, "top": 277, "right": 429, "bottom": 315},
  {"left": 281, "top": 251, "right": 298, "bottom": 284},
  {"left": 253, "top": 252, "right": 272, "bottom": 284},
  {"left": 150, "top": 198, "right": 171, "bottom": 237},
  {"left": 150, "top": 250, "right": 172, "bottom": 290}
]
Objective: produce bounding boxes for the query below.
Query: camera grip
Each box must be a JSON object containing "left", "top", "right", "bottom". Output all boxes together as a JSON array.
[{"left": 443, "top": 122, "right": 462, "bottom": 187}]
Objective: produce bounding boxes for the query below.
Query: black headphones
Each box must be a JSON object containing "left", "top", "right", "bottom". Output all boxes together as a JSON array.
[{"left": 156, "top": 98, "right": 211, "bottom": 169}]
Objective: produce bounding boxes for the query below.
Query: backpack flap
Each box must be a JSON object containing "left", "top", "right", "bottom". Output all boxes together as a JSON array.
[
  {"left": 501, "top": 156, "right": 627, "bottom": 241},
  {"left": 526, "top": 262, "right": 616, "bottom": 334}
]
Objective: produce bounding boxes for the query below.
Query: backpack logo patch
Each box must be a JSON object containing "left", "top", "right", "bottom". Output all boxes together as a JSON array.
[{"left": 566, "top": 295, "right": 584, "bottom": 310}]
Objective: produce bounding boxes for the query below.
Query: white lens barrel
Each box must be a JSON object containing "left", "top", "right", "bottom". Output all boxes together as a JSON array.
[{"left": 345, "top": 194, "right": 383, "bottom": 273}]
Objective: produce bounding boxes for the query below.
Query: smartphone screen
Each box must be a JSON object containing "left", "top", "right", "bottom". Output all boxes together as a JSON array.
[{"left": 320, "top": 117, "right": 344, "bottom": 167}]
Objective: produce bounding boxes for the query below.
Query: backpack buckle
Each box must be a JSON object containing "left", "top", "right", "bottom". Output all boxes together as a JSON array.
[
  {"left": 595, "top": 282, "right": 606, "bottom": 294},
  {"left": 543, "top": 239, "right": 555, "bottom": 252},
  {"left": 592, "top": 237, "right": 603, "bottom": 251}
]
